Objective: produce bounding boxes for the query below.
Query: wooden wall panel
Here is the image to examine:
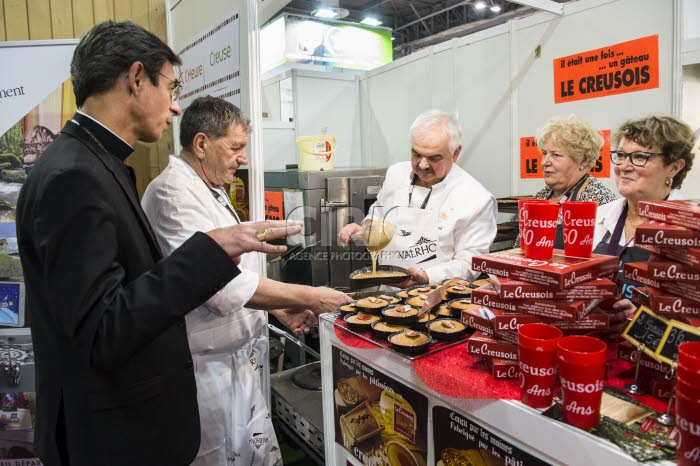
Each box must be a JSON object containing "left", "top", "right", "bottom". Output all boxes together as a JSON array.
[
  {"left": 2, "top": 0, "right": 172, "bottom": 198},
  {"left": 93, "top": 0, "right": 114, "bottom": 23},
  {"left": 147, "top": 0, "right": 164, "bottom": 40},
  {"left": 4, "top": 0, "right": 30, "bottom": 40},
  {"left": 0, "top": 1, "right": 5, "bottom": 40},
  {"left": 27, "top": 0, "right": 52, "bottom": 39},
  {"left": 129, "top": 0, "right": 148, "bottom": 28},
  {"left": 113, "top": 0, "right": 130, "bottom": 21},
  {"left": 49, "top": 0, "right": 74, "bottom": 38},
  {"left": 71, "top": 0, "right": 93, "bottom": 36}
]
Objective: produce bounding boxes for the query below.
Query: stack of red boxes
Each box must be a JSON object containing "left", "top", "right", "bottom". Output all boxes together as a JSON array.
[
  {"left": 462, "top": 248, "right": 619, "bottom": 379},
  {"left": 619, "top": 200, "right": 700, "bottom": 397}
]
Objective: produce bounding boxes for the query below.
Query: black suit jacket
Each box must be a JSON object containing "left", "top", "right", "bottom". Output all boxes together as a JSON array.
[{"left": 17, "top": 113, "right": 240, "bottom": 466}]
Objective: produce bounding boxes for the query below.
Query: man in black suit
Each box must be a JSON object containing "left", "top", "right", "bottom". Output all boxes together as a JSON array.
[{"left": 16, "top": 21, "right": 298, "bottom": 466}]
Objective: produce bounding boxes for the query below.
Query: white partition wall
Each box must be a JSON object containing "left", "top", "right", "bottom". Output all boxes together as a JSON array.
[{"left": 359, "top": 0, "right": 683, "bottom": 198}]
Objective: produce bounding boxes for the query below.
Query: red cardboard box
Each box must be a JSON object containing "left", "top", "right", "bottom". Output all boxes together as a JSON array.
[
  {"left": 471, "top": 248, "right": 618, "bottom": 289},
  {"left": 471, "top": 288, "right": 588, "bottom": 321},
  {"left": 632, "top": 287, "right": 651, "bottom": 307},
  {"left": 489, "top": 357, "right": 520, "bottom": 379},
  {"left": 493, "top": 312, "right": 609, "bottom": 334},
  {"left": 461, "top": 305, "right": 497, "bottom": 335},
  {"left": 635, "top": 220, "right": 700, "bottom": 248},
  {"left": 624, "top": 262, "right": 700, "bottom": 303},
  {"left": 646, "top": 288, "right": 700, "bottom": 318},
  {"left": 636, "top": 244, "right": 700, "bottom": 270},
  {"left": 638, "top": 199, "right": 700, "bottom": 231},
  {"left": 467, "top": 331, "right": 518, "bottom": 360},
  {"left": 489, "top": 275, "right": 618, "bottom": 300},
  {"left": 647, "top": 258, "right": 700, "bottom": 283},
  {"left": 617, "top": 341, "right": 673, "bottom": 377}
]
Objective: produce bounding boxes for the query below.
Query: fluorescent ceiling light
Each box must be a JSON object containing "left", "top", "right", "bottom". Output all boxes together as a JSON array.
[
  {"left": 490, "top": 5, "right": 501, "bottom": 12},
  {"left": 360, "top": 17, "right": 382, "bottom": 26},
  {"left": 313, "top": 8, "right": 338, "bottom": 19},
  {"left": 474, "top": 1, "right": 487, "bottom": 9}
]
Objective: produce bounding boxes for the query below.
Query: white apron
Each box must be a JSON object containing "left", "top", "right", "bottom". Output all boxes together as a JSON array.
[
  {"left": 192, "top": 335, "right": 281, "bottom": 466},
  {"left": 379, "top": 206, "right": 441, "bottom": 270}
]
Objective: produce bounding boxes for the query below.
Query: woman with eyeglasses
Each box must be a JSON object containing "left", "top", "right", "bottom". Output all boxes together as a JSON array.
[
  {"left": 515, "top": 114, "right": 617, "bottom": 248},
  {"left": 591, "top": 115, "right": 695, "bottom": 329}
]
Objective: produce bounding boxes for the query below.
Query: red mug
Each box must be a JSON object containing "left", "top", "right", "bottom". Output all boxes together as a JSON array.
[
  {"left": 518, "top": 323, "right": 563, "bottom": 408},
  {"left": 678, "top": 360, "right": 700, "bottom": 387},
  {"left": 676, "top": 386, "right": 700, "bottom": 465},
  {"left": 520, "top": 202, "right": 560, "bottom": 260},
  {"left": 557, "top": 336, "right": 607, "bottom": 429},
  {"left": 676, "top": 376, "right": 700, "bottom": 400},
  {"left": 518, "top": 199, "right": 551, "bottom": 250},
  {"left": 561, "top": 201, "right": 597, "bottom": 258},
  {"left": 679, "top": 341, "right": 700, "bottom": 369}
]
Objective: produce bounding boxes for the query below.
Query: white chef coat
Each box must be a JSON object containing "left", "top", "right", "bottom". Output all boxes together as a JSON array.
[
  {"left": 593, "top": 189, "right": 684, "bottom": 248},
  {"left": 367, "top": 161, "right": 497, "bottom": 283},
  {"left": 142, "top": 155, "right": 281, "bottom": 466}
]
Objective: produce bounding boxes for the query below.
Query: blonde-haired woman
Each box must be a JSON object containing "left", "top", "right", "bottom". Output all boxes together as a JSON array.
[{"left": 518, "top": 114, "right": 617, "bottom": 248}]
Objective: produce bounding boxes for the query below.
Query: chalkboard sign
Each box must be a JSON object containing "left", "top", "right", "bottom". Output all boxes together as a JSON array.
[
  {"left": 622, "top": 306, "right": 669, "bottom": 357},
  {"left": 657, "top": 320, "right": 700, "bottom": 365}
]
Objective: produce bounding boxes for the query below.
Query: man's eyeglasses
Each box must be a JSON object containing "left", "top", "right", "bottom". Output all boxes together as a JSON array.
[
  {"left": 609, "top": 150, "right": 664, "bottom": 167},
  {"left": 158, "top": 72, "right": 183, "bottom": 101}
]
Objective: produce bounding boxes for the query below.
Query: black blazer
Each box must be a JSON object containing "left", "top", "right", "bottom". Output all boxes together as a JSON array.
[{"left": 16, "top": 114, "right": 239, "bottom": 466}]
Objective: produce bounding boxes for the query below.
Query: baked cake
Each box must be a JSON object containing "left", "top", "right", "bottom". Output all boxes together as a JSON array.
[
  {"left": 344, "top": 312, "right": 380, "bottom": 332},
  {"left": 388, "top": 330, "right": 432, "bottom": 355},
  {"left": 381, "top": 304, "right": 419, "bottom": 325},
  {"left": 371, "top": 320, "right": 410, "bottom": 339},
  {"left": 427, "top": 318, "right": 468, "bottom": 340},
  {"left": 355, "top": 296, "right": 390, "bottom": 315}
]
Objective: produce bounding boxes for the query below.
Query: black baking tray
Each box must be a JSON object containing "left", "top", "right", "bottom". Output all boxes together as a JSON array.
[
  {"left": 349, "top": 265, "right": 410, "bottom": 289},
  {"left": 329, "top": 311, "right": 466, "bottom": 360}
]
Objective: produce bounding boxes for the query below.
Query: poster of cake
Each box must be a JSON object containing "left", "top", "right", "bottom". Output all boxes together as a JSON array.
[
  {"left": 332, "top": 345, "right": 428, "bottom": 466},
  {"left": 432, "top": 405, "right": 549, "bottom": 465}
]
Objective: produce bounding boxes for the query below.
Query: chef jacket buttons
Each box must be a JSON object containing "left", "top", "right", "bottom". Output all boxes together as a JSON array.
[{"left": 184, "top": 360, "right": 194, "bottom": 370}]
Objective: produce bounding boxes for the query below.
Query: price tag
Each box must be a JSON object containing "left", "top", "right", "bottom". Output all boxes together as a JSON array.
[
  {"left": 622, "top": 306, "right": 669, "bottom": 359},
  {"left": 656, "top": 319, "right": 700, "bottom": 366}
]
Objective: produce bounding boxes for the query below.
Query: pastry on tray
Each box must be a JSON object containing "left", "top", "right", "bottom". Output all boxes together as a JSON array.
[
  {"left": 406, "top": 284, "right": 439, "bottom": 296},
  {"left": 354, "top": 296, "right": 390, "bottom": 315},
  {"left": 388, "top": 329, "right": 432, "bottom": 355},
  {"left": 371, "top": 320, "right": 410, "bottom": 339},
  {"left": 445, "top": 284, "right": 472, "bottom": 301},
  {"left": 344, "top": 312, "right": 380, "bottom": 332},
  {"left": 337, "top": 301, "right": 357, "bottom": 316},
  {"left": 375, "top": 293, "right": 402, "bottom": 305},
  {"left": 382, "top": 304, "right": 419, "bottom": 325},
  {"left": 413, "top": 312, "right": 437, "bottom": 329},
  {"left": 426, "top": 318, "right": 469, "bottom": 340}
]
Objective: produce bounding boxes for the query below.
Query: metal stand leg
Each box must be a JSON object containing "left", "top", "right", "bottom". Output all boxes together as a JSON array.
[{"left": 624, "top": 344, "right": 648, "bottom": 395}]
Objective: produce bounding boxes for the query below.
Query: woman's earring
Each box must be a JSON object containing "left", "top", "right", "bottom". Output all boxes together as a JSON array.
[
  {"left": 579, "top": 166, "right": 584, "bottom": 171},
  {"left": 666, "top": 176, "right": 673, "bottom": 187}
]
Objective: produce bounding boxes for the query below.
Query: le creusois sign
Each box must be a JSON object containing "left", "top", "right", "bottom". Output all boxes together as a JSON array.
[{"left": 553, "top": 35, "right": 659, "bottom": 104}]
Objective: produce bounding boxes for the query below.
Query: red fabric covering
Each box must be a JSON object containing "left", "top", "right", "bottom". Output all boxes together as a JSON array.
[
  {"left": 334, "top": 325, "right": 377, "bottom": 348},
  {"left": 604, "top": 343, "right": 669, "bottom": 413},
  {"left": 412, "top": 341, "right": 521, "bottom": 399}
]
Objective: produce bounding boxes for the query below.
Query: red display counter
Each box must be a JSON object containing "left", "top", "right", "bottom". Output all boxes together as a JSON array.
[{"left": 319, "top": 313, "right": 675, "bottom": 466}]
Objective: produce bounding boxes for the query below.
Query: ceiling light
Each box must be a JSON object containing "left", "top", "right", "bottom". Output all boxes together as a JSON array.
[
  {"left": 360, "top": 17, "right": 382, "bottom": 27},
  {"left": 313, "top": 8, "right": 339, "bottom": 19},
  {"left": 311, "top": 6, "right": 350, "bottom": 19},
  {"left": 474, "top": 1, "right": 487, "bottom": 9},
  {"left": 490, "top": 5, "right": 501, "bottom": 12}
]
